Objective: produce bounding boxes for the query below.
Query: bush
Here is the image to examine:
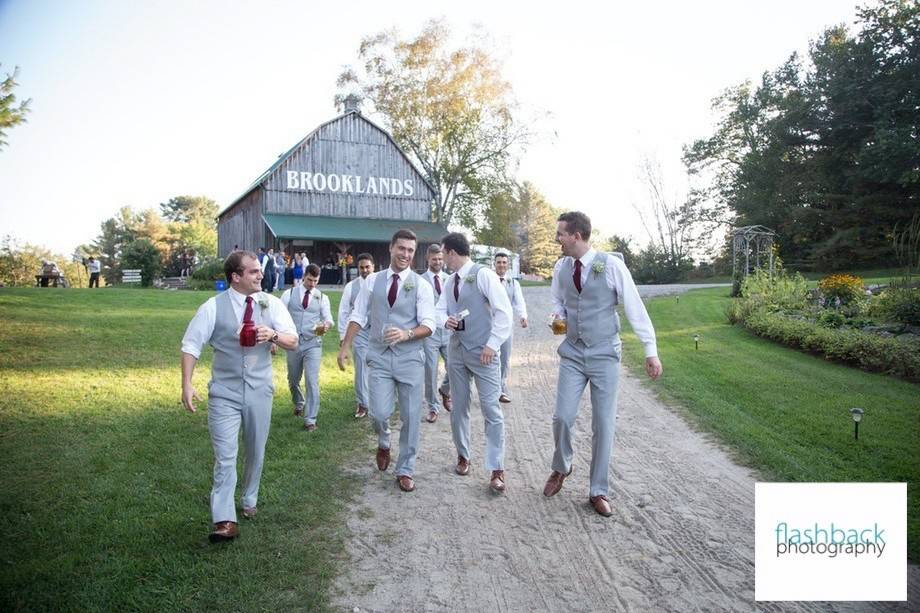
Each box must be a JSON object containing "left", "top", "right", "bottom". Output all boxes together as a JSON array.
[
  {"left": 873, "top": 285, "right": 920, "bottom": 326},
  {"left": 816, "top": 310, "right": 846, "bottom": 328},
  {"left": 742, "top": 310, "right": 920, "bottom": 381},
  {"left": 121, "top": 239, "right": 162, "bottom": 287},
  {"left": 739, "top": 268, "right": 808, "bottom": 311},
  {"left": 191, "top": 259, "right": 225, "bottom": 281},
  {"left": 818, "top": 274, "right": 864, "bottom": 306},
  {"left": 186, "top": 278, "right": 220, "bottom": 291}
]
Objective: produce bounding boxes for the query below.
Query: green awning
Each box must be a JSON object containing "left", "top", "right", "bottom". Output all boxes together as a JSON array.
[{"left": 263, "top": 214, "right": 448, "bottom": 243}]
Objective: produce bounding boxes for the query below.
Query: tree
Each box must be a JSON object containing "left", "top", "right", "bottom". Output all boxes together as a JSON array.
[
  {"left": 92, "top": 207, "right": 138, "bottom": 285},
  {"left": 596, "top": 234, "right": 636, "bottom": 266},
  {"left": 0, "top": 65, "right": 31, "bottom": 151},
  {"left": 122, "top": 239, "right": 162, "bottom": 287},
  {"left": 516, "top": 182, "right": 561, "bottom": 278},
  {"left": 159, "top": 195, "right": 218, "bottom": 224},
  {"left": 336, "top": 20, "right": 530, "bottom": 227},
  {"left": 475, "top": 188, "right": 524, "bottom": 251},
  {"left": 0, "top": 235, "right": 84, "bottom": 287}
]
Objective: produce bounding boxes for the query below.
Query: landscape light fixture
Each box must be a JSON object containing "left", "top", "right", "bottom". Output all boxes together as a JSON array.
[
  {"left": 849, "top": 408, "right": 864, "bottom": 440},
  {"left": 693, "top": 334, "right": 700, "bottom": 350}
]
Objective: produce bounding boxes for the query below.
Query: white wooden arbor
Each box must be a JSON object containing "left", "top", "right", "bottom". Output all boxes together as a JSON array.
[{"left": 732, "top": 225, "right": 776, "bottom": 295}]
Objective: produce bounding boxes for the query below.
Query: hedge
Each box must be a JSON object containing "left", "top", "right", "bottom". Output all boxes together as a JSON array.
[{"left": 742, "top": 310, "right": 920, "bottom": 381}]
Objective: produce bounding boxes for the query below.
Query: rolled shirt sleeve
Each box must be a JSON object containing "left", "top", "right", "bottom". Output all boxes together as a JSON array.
[
  {"left": 550, "top": 258, "right": 566, "bottom": 319},
  {"left": 414, "top": 277, "right": 436, "bottom": 334},
  {"left": 337, "top": 282, "right": 353, "bottom": 339},
  {"left": 606, "top": 254, "right": 658, "bottom": 358},
  {"left": 321, "top": 294, "right": 334, "bottom": 327},
  {"left": 267, "top": 294, "right": 297, "bottom": 336},
  {"left": 512, "top": 279, "right": 528, "bottom": 320},
  {"left": 180, "top": 298, "right": 216, "bottom": 359},
  {"left": 348, "top": 272, "right": 376, "bottom": 329},
  {"left": 478, "top": 267, "right": 512, "bottom": 351}
]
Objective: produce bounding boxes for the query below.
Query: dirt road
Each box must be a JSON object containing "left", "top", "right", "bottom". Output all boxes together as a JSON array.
[{"left": 331, "top": 286, "right": 916, "bottom": 612}]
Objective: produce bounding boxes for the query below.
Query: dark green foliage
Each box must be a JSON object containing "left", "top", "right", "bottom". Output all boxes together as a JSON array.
[
  {"left": 874, "top": 285, "right": 920, "bottom": 326},
  {"left": 122, "top": 239, "right": 162, "bottom": 287},
  {"left": 191, "top": 259, "right": 225, "bottom": 282}
]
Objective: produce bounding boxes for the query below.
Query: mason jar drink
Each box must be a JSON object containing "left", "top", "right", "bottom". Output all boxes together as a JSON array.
[{"left": 551, "top": 318, "right": 567, "bottom": 335}]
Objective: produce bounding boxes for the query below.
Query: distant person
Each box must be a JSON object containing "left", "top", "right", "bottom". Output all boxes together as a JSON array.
[
  {"left": 180, "top": 250, "right": 297, "bottom": 543},
  {"left": 293, "top": 253, "right": 304, "bottom": 287},
  {"left": 87, "top": 256, "right": 101, "bottom": 288},
  {"left": 493, "top": 252, "right": 528, "bottom": 404},
  {"left": 543, "top": 211, "right": 662, "bottom": 518},
  {"left": 281, "top": 264, "right": 334, "bottom": 431},
  {"left": 338, "top": 253, "right": 375, "bottom": 418},
  {"left": 263, "top": 248, "right": 277, "bottom": 292},
  {"left": 274, "top": 251, "right": 286, "bottom": 291}
]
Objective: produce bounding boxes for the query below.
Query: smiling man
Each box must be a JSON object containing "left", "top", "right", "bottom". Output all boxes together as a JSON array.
[
  {"left": 337, "top": 230, "right": 434, "bottom": 493},
  {"left": 544, "top": 211, "right": 662, "bottom": 517},
  {"left": 180, "top": 250, "right": 298, "bottom": 543}
]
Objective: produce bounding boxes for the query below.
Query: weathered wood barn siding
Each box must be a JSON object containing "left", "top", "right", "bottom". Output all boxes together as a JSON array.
[{"left": 218, "top": 110, "right": 437, "bottom": 255}]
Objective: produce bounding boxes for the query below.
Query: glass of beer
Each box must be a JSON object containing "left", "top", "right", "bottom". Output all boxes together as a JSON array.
[
  {"left": 551, "top": 317, "right": 567, "bottom": 335},
  {"left": 314, "top": 322, "right": 327, "bottom": 336}
]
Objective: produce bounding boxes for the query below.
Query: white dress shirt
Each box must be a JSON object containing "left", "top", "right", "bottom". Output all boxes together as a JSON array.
[
  {"left": 280, "top": 285, "right": 335, "bottom": 328},
  {"left": 550, "top": 249, "right": 658, "bottom": 358},
  {"left": 497, "top": 275, "right": 528, "bottom": 321},
  {"left": 435, "top": 259, "right": 513, "bottom": 352},
  {"left": 337, "top": 277, "right": 365, "bottom": 340},
  {"left": 180, "top": 287, "right": 297, "bottom": 359},
  {"left": 348, "top": 267, "right": 436, "bottom": 334},
  {"left": 87, "top": 260, "right": 101, "bottom": 274}
]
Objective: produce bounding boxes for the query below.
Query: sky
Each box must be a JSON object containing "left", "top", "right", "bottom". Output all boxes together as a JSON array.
[{"left": 0, "top": 0, "right": 867, "bottom": 257}]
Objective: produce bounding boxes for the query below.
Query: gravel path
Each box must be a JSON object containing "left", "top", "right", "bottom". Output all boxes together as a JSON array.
[{"left": 331, "top": 285, "right": 916, "bottom": 612}]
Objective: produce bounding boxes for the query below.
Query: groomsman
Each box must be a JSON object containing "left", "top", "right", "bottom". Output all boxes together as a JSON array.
[
  {"left": 337, "top": 230, "right": 435, "bottom": 493},
  {"left": 492, "top": 252, "right": 528, "bottom": 404},
  {"left": 420, "top": 244, "right": 451, "bottom": 423},
  {"left": 338, "top": 253, "right": 375, "bottom": 418},
  {"left": 436, "top": 233, "right": 512, "bottom": 493},
  {"left": 281, "top": 264, "right": 334, "bottom": 431},
  {"left": 180, "top": 250, "right": 298, "bottom": 542},
  {"left": 543, "top": 211, "right": 662, "bottom": 517}
]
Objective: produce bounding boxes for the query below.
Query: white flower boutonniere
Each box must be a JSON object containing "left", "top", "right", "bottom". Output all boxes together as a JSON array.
[
  {"left": 403, "top": 281, "right": 415, "bottom": 293},
  {"left": 591, "top": 261, "right": 606, "bottom": 278},
  {"left": 464, "top": 273, "right": 477, "bottom": 284},
  {"left": 257, "top": 296, "right": 269, "bottom": 310}
]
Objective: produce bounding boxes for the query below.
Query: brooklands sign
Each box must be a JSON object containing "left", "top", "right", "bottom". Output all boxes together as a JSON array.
[{"left": 286, "top": 171, "right": 415, "bottom": 197}]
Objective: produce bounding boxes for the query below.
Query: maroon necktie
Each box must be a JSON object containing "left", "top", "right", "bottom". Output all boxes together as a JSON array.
[
  {"left": 243, "top": 296, "right": 254, "bottom": 323},
  {"left": 453, "top": 273, "right": 460, "bottom": 301},
  {"left": 387, "top": 273, "right": 399, "bottom": 307},
  {"left": 574, "top": 259, "right": 583, "bottom": 293},
  {"left": 434, "top": 274, "right": 442, "bottom": 296},
  {"left": 302, "top": 289, "right": 310, "bottom": 309}
]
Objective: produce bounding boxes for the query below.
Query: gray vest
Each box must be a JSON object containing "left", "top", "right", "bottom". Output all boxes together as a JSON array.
[
  {"left": 560, "top": 254, "right": 620, "bottom": 347},
  {"left": 209, "top": 291, "right": 273, "bottom": 399},
  {"left": 421, "top": 271, "right": 449, "bottom": 342},
  {"left": 500, "top": 277, "right": 516, "bottom": 306},
  {"left": 367, "top": 269, "right": 423, "bottom": 359},
  {"left": 446, "top": 264, "right": 493, "bottom": 351},
  {"left": 286, "top": 287, "right": 324, "bottom": 345}
]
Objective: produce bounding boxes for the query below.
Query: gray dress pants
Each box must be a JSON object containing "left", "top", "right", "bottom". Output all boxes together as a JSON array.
[{"left": 448, "top": 343, "right": 505, "bottom": 471}]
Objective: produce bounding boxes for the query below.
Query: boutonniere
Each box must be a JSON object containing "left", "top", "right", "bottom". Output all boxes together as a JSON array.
[
  {"left": 403, "top": 281, "right": 415, "bottom": 293},
  {"left": 591, "top": 261, "right": 606, "bottom": 278},
  {"left": 257, "top": 296, "right": 269, "bottom": 310},
  {"left": 464, "top": 273, "right": 476, "bottom": 284}
]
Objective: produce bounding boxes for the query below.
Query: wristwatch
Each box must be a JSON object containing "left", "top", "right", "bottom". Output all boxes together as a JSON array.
[
  {"left": 406, "top": 328, "right": 415, "bottom": 340},
  {"left": 271, "top": 331, "right": 279, "bottom": 344}
]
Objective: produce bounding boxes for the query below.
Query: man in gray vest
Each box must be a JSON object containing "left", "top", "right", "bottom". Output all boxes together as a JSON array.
[
  {"left": 420, "top": 244, "right": 451, "bottom": 423},
  {"left": 181, "top": 250, "right": 297, "bottom": 542},
  {"left": 493, "top": 252, "right": 528, "bottom": 404},
  {"left": 337, "top": 230, "right": 435, "bottom": 493},
  {"left": 281, "top": 263, "right": 334, "bottom": 431},
  {"left": 338, "top": 253, "right": 375, "bottom": 418},
  {"left": 436, "top": 232, "right": 513, "bottom": 493},
  {"left": 543, "top": 211, "right": 663, "bottom": 517}
]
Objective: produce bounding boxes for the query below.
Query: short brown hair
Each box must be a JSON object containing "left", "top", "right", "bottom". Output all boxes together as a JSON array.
[
  {"left": 441, "top": 232, "right": 470, "bottom": 257},
  {"left": 390, "top": 229, "right": 417, "bottom": 246},
  {"left": 356, "top": 252, "right": 374, "bottom": 264},
  {"left": 557, "top": 211, "right": 592, "bottom": 242},
  {"left": 224, "top": 250, "right": 258, "bottom": 282},
  {"left": 494, "top": 252, "right": 510, "bottom": 261},
  {"left": 427, "top": 244, "right": 443, "bottom": 256},
  {"left": 305, "top": 263, "right": 322, "bottom": 278}
]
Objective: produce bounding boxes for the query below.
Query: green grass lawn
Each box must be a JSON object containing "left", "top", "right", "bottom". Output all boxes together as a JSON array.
[
  {"left": 620, "top": 287, "right": 920, "bottom": 562},
  {"left": 0, "top": 287, "right": 368, "bottom": 611}
]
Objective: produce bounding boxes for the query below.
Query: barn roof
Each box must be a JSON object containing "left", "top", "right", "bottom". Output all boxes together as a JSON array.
[{"left": 262, "top": 214, "right": 447, "bottom": 244}]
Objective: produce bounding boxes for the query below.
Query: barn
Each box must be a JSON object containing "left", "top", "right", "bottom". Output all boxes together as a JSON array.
[{"left": 217, "top": 97, "right": 446, "bottom": 276}]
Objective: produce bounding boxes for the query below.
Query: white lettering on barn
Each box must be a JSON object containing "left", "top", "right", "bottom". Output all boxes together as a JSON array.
[{"left": 286, "top": 171, "right": 414, "bottom": 197}]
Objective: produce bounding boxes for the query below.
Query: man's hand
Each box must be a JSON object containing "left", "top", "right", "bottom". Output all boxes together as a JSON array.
[
  {"left": 336, "top": 347, "right": 350, "bottom": 371},
  {"left": 520, "top": 317, "right": 528, "bottom": 328},
  {"left": 445, "top": 316, "right": 460, "bottom": 331},
  {"left": 383, "top": 326, "right": 405, "bottom": 345},
  {"left": 645, "top": 356, "right": 663, "bottom": 380},
  {"left": 254, "top": 324, "right": 275, "bottom": 344},
  {"left": 480, "top": 346, "right": 496, "bottom": 366},
  {"left": 182, "top": 384, "right": 201, "bottom": 413}
]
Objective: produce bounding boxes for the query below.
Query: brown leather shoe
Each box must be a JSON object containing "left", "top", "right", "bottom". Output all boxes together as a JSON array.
[
  {"left": 241, "top": 507, "right": 257, "bottom": 519},
  {"left": 396, "top": 475, "right": 416, "bottom": 492},
  {"left": 293, "top": 406, "right": 304, "bottom": 417},
  {"left": 439, "top": 387, "right": 452, "bottom": 412},
  {"left": 590, "top": 495, "right": 613, "bottom": 517},
  {"left": 354, "top": 405, "right": 368, "bottom": 418},
  {"left": 425, "top": 410, "right": 438, "bottom": 423},
  {"left": 499, "top": 393, "right": 511, "bottom": 404},
  {"left": 455, "top": 456, "right": 470, "bottom": 476},
  {"left": 489, "top": 470, "right": 506, "bottom": 493},
  {"left": 304, "top": 423, "right": 317, "bottom": 432},
  {"left": 208, "top": 521, "right": 239, "bottom": 543},
  {"left": 543, "top": 468, "right": 572, "bottom": 497},
  {"left": 376, "top": 447, "right": 391, "bottom": 471}
]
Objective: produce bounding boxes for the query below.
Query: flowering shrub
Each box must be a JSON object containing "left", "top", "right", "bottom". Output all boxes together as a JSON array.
[{"left": 818, "top": 274, "right": 864, "bottom": 306}]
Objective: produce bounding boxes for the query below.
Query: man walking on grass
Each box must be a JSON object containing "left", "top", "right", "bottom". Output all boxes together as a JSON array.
[
  {"left": 181, "top": 250, "right": 297, "bottom": 543},
  {"left": 337, "top": 230, "right": 434, "bottom": 493},
  {"left": 543, "top": 211, "right": 662, "bottom": 517},
  {"left": 281, "top": 263, "right": 334, "bottom": 431},
  {"left": 338, "top": 253, "right": 375, "bottom": 418},
  {"left": 436, "top": 232, "right": 512, "bottom": 494}
]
